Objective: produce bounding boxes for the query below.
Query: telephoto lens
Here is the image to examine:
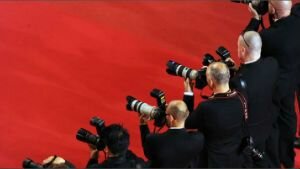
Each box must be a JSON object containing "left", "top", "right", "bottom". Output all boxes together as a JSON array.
[
  {"left": 22, "top": 158, "right": 43, "bottom": 168},
  {"left": 76, "top": 128, "right": 100, "bottom": 146},
  {"left": 76, "top": 128, "right": 106, "bottom": 151},
  {"left": 166, "top": 60, "right": 199, "bottom": 80},
  {"left": 126, "top": 96, "right": 159, "bottom": 120}
]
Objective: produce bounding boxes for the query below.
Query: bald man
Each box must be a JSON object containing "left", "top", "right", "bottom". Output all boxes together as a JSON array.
[
  {"left": 139, "top": 100, "right": 204, "bottom": 168},
  {"left": 231, "top": 31, "right": 279, "bottom": 167},
  {"left": 244, "top": 1, "right": 300, "bottom": 167},
  {"left": 183, "top": 62, "right": 245, "bottom": 168}
]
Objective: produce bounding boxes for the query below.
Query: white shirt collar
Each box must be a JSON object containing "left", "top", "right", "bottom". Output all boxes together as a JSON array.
[
  {"left": 243, "top": 57, "right": 260, "bottom": 64},
  {"left": 169, "top": 127, "right": 184, "bottom": 129}
]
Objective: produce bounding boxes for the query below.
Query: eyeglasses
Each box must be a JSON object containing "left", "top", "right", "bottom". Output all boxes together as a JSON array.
[{"left": 241, "top": 31, "right": 250, "bottom": 48}]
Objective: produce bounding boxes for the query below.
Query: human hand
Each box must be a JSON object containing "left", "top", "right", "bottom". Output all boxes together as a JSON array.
[
  {"left": 248, "top": 3, "right": 260, "bottom": 20},
  {"left": 88, "top": 144, "right": 99, "bottom": 159},
  {"left": 184, "top": 78, "right": 194, "bottom": 92},
  {"left": 139, "top": 113, "right": 150, "bottom": 125}
]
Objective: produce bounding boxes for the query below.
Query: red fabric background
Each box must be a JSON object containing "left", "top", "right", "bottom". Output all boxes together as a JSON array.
[{"left": 0, "top": 1, "right": 299, "bottom": 167}]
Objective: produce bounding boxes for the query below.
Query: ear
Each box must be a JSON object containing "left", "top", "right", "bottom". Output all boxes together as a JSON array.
[
  {"left": 241, "top": 46, "right": 247, "bottom": 56},
  {"left": 208, "top": 78, "right": 214, "bottom": 88},
  {"left": 269, "top": 3, "right": 275, "bottom": 15},
  {"left": 104, "top": 146, "right": 109, "bottom": 153},
  {"left": 169, "top": 114, "right": 174, "bottom": 121}
]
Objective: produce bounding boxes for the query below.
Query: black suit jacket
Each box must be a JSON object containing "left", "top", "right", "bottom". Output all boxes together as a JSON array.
[
  {"left": 230, "top": 58, "right": 279, "bottom": 143},
  {"left": 244, "top": 3, "right": 300, "bottom": 97},
  {"left": 184, "top": 90, "right": 244, "bottom": 168},
  {"left": 140, "top": 125, "right": 204, "bottom": 168},
  {"left": 86, "top": 150, "right": 147, "bottom": 168}
]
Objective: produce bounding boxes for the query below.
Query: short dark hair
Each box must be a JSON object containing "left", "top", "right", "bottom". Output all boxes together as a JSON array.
[{"left": 102, "top": 124, "right": 130, "bottom": 155}]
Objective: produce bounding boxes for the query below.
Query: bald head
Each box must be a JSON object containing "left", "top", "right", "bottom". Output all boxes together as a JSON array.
[
  {"left": 238, "top": 31, "right": 262, "bottom": 62},
  {"left": 206, "top": 62, "right": 230, "bottom": 85},
  {"left": 166, "top": 100, "right": 189, "bottom": 122},
  {"left": 269, "top": 0, "right": 292, "bottom": 18}
]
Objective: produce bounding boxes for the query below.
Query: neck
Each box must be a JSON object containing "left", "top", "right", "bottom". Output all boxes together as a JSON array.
[
  {"left": 171, "top": 122, "right": 185, "bottom": 129},
  {"left": 213, "top": 84, "right": 230, "bottom": 94},
  {"left": 274, "top": 10, "right": 291, "bottom": 21},
  {"left": 242, "top": 55, "right": 260, "bottom": 64}
]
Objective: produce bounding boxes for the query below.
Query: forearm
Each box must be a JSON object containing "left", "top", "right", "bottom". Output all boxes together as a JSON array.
[
  {"left": 183, "top": 93, "right": 194, "bottom": 113},
  {"left": 140, "top": 124, "right": 150, "bottom": 146},
  {"left": 86, "top": 149, "right": 99, "bottom": 168},
  {"left": 244, "top": 18, "right": 260, "bottom": 32},
  {"left": 86, "top": 158, "right": 98, "bottom": 168}
]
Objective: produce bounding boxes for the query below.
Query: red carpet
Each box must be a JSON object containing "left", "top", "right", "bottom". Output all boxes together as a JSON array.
[{"left": 0, "top": 1, "right": 299, "bottom": 167}]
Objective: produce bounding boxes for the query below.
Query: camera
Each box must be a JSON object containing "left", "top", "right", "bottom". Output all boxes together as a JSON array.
[
  {"left": 202, "top": 53, "right": 216, "bottom": 66},
  {"left": 216, "top": 46, "right": 235, "bottom": 68},
  {"left": 241, "top": 136, "right": 265, "bottom": 161},
  {"left": 90, "top": 116, "right": 106, "bottom": 136},
  {"left": 166, "top": 60, "right": 207, "bottom": 89},
  {"left": 126, "top": 89, "right": 167, "bottom": 127},
  {"left": 166, "top": 60, "right": 199, "bottom": 80},
  {"left": 231, "top": 0, "right": 269, "bottom": 15},
  {"left": 23, "top": 158, "right": 43, "bottom": 168},
  {"left": 76, "top": 117, "right": 106, "bottom": 150},
  {"left": 166, "top": 46, "right": 235, "bottom": 90}
]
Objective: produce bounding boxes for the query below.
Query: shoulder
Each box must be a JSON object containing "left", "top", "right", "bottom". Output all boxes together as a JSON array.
[
  {"left": 262, "top": 57, "right": 277, "bottom": 64},
  {"left": 187, "top": 131, "right": 205, "bottom": 149},
  {"left": 126, "top": 150, "right": 146, "bottom": 163},
  {"left": 195, "top": 101, "right": 210, "bottom": 113},
  {"left": 261, "top": 57, "right": 279, "bottom": 70},
  {"left": 188, "top": 131, "right": 204, "bottom": 141}
]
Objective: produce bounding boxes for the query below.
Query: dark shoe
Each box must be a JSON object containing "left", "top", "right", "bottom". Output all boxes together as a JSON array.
[{"left": 294, "top": 137, "right": 300, "bottom": 149}]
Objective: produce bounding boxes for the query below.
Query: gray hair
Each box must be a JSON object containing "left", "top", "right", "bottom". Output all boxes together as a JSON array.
[{"left": 207, "top": 62, "right": 230, "bottom": 85}]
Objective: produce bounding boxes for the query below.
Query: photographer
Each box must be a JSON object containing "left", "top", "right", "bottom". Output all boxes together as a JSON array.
[
  {"left": 139, "top": 100, "right": 205, "bottom": 168},
  {"left": 23, "top": 155, "right": 75, "bottom": 168},
  {"left": 230, "top": 31, "right": 279, "bottom": 167},
  {"left": 244, "top": 1, "right": 300, "bottom": 167},
  {"left": 183, "top": 62, "right": 244, "bottom": 168},
  {"left": 86, "top": 124, "right": 146, "bottom": 168}
]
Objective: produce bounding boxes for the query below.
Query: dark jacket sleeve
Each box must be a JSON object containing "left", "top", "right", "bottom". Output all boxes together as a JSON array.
[
  {"left": 183, "top": 94, "right": 194, "bottom": 113},
  {"left": 86, "top": 158, "right": 100, "bottom": 168},
  {"left": 185, "top": 103, "right": 204, "bottom": 130},
  {"left": 140, "top": 124, "right": 153, "bottom": 160},
  {"left": 140, "top": 124, "right": 150, "bottom": 147},
  {"left": 244, "top": 18, "right": 261, "bottom": 32},
  {"left": 126, "top": 150, "right": 149, "bottom": 168}
]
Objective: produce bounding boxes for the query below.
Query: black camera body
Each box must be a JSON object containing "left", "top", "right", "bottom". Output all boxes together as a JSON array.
[
  {"left": 76, "top": 117, "right": 106, "bottom": 151},
  {"left": 231, "top": 0, "right": 269, "bottom": 15},
  {"left": 126, "top": 89, "right": 167, "bottom": 127},
  {"left": 241, "top": 136, "right": 265, "bottom": 161},
  {"left": 23, "top": 158, "right": 43, "bottom": 168}
]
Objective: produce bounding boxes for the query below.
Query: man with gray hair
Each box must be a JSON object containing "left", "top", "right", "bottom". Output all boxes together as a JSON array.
[
  {"left": 231, "top": 31, "right": 279, "bottom": 167},
  {"left": 244, "top": 1, "right": 300, "bottom": 167},
  {"left": 183, "top": 62, "right": 245, "bottom": 168}
]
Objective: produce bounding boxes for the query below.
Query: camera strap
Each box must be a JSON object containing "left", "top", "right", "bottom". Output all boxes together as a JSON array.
[{"left": 235, "top": 90, "right": 250, "bottom": 137}]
